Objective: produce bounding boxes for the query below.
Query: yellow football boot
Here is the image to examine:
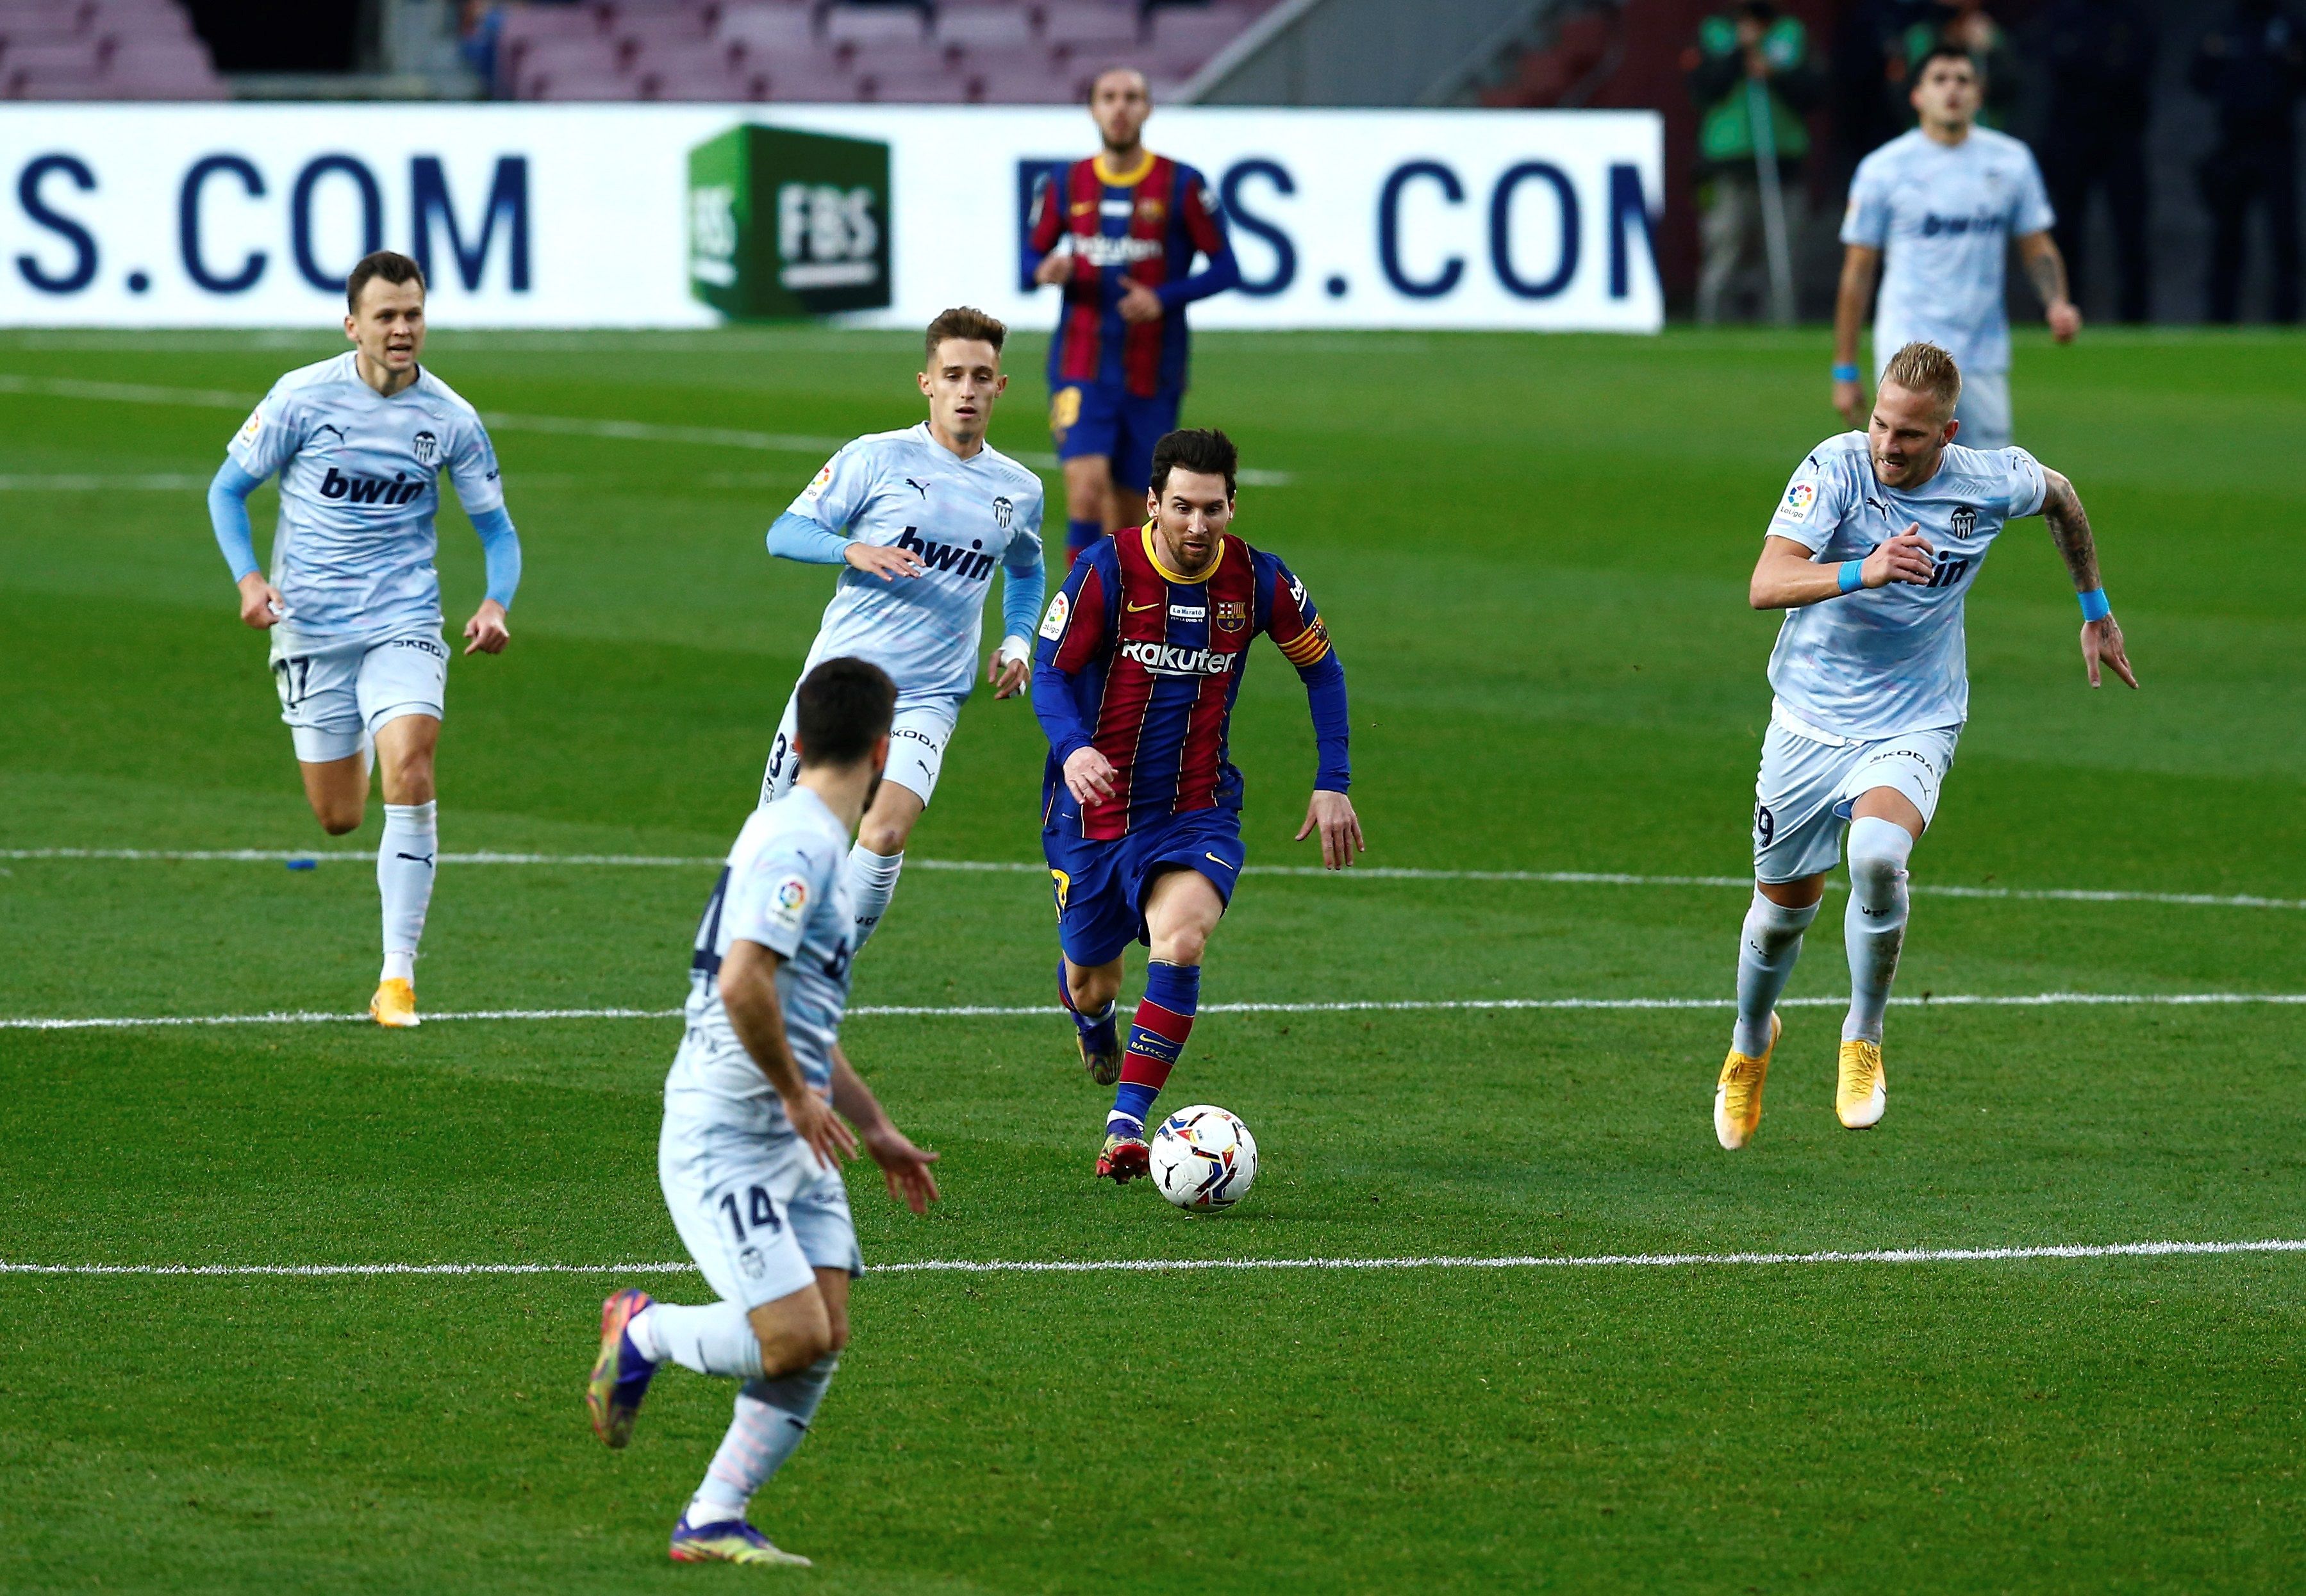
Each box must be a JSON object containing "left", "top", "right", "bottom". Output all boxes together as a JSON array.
[
  {"left": 1713, "top": 1012, "right": 1780, "bottom": 1150},
  {"left": 370, "top": 977, "right": 420, "bottom": 1029},
  {"left": 1836, "top": 1039, "right": 1886, "bottom": 1129}
]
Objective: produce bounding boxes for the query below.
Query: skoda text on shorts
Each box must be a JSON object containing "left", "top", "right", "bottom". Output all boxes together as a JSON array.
[{"left": 204, "top": 248, "right": 523, "bottom": 1030}]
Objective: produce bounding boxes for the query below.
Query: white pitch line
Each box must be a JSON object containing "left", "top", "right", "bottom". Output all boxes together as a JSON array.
[
  {"left": 0, "top": 373, "right": 1292, "bottom": 486},
  {"left": 6, "top": 1237, "right": 2304, "bottom": 1280},
  {"left": 8, "top": 991, "right": 2305, "bottom": 1033},
  {"left": 6, "top": 847, "right": 2298, "bottom": 913}
]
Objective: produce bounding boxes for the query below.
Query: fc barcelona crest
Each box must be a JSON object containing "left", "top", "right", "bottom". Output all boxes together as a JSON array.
[
  {"left": 1950, "top": 504, "right": 1978, "bottom": 539},
  {"left": 1215, "top": 600, "right": 1247, "bottom": 634}
]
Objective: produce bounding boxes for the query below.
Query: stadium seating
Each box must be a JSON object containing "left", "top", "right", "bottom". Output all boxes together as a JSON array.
[
  {"left": 497, "top": 0, "right": 1277, "bottom": 104},
  {"left": 0, "top": 0, "right": 226, "bottom": 99}
]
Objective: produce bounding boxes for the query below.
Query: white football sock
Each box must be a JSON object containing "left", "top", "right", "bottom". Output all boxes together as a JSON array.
[
  {"left": 642, "top": 1301, "right": 763, "bottom": 1379},
  {"left": 843, "top": 844, "right": 904, "bottom": 950},
  {"left": 377, "top": 801, "right": 436, "bottom": 983},
  {"left": 1733, "top": 890, "right": 1818, "bottom": 1056},
  {"left": 1843, "top": 817, "right": 1914, "bottom": 1044},
  {"left": 687, "top": 1356, "right": 839, "bottom": 1524}
]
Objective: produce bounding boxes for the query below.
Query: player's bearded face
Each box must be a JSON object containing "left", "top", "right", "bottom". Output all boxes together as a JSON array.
[
  {"left": 1150, "top": 468, "right": 1233, "bottom": 575},
  {"left": 1091, "top": 73, "right": 1150, "bottom": 151},
  {"left": 1868, "top": 383, "right": 1955, "bottom": 486}
]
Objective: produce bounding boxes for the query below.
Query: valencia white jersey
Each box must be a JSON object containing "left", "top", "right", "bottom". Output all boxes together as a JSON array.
[
  {"left": 666, "top": 788, "right": 855, "bottom": 1138},
  {"left": 226, "top": 353, "right": 504, "bottom": 640},
  {"left": 790, "top": 424, "right": 1045, "bottom": 702},
  {"left": 1764, "top": 432, "right": 2048, "bottom": 740},
  {"left": 1842, "top": 127, "right": 2055, "bottom": 378}
]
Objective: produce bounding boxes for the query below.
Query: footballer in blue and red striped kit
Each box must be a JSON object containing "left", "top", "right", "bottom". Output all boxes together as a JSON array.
[
  {"left": 1027, "top": 69, "right": 1240, "bottom": 567},
  {"left": 1033, "top": 428, "right": 1363, "bottom": 1183}
]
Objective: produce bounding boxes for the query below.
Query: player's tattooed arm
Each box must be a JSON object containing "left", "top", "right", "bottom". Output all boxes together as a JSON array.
[
  {"left": 721, "top": 938, "right": 858, "bottom": 1170},
  {"left": 2018, "top": 231, "right": 2082, "bottom": 341},
  {"left": 828, "top": 1047, "right": 940, "bottom": 1215},
  {"left": 2041, "top": 468, "right": 2139, "bottom": 689}
]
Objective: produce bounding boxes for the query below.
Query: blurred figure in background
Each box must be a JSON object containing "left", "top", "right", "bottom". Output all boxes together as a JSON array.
[
  {"left": 2041, "top": 0, "right": 2157, "bottom": 322},
  {"left": 1902, "top": 0, "right": 2020, "bottom": 130},
  {"left": 2191, "top": 0, "right": 2305, "bottom": 322},
  {"left": 1688, "top": 0, "right": 1825, "bottom": 323}
]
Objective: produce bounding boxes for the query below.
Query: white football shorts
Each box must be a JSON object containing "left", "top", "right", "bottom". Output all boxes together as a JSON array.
[
  {"left": 269, "top": 630, "right": 447, "bottom": 764},
  {"left": 659, "top": 1097, "right": 863, "bottom": 1312},
  {"left": 1752, "top": 704, "right": 1961, "bottom": 883},
  {"left": 760, "top": 690, "right": 959, "bottom": 810}
]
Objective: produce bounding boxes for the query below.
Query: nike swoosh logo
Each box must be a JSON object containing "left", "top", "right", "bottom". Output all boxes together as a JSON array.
[
  {"left": 1203, "top": 852, "right": 1236, "bottom": 870},
  {"left": 1126, "top": 601, "right": 1162, "bottom": 612}
]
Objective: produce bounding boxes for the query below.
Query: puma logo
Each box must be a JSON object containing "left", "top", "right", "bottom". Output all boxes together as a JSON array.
[
  {"left": 396, "top": 852, "right": 435, "bottom": 868},
  {"left": 904, "top": 477, "right": 932, "bottom": 498}
]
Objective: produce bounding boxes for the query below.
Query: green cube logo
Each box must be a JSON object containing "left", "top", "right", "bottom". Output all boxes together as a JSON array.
[{"left": 688, "top": 124, "right": 892, "bottom": 320}]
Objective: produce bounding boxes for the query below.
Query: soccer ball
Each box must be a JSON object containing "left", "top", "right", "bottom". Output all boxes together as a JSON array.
[{"left": 1149, "top": 1104, "right": 1259, "bottom": 1213}]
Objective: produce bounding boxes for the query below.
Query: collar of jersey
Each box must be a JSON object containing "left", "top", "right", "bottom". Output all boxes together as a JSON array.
[
  {"left": 912, "top": 420, "right": 988, "bottom": 466},
  {"left": 1094, "top": 149, "right": 1156, "bottom": 187},
  {"left": 1141, "top": 523, "right": 1220, "bottom": 585}
]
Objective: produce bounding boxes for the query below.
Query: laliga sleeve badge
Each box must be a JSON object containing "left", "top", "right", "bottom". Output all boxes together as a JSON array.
[
  {"left": 768, "top": 875, "right": 810, "bottom": 932},
  {"left": 236, "top": 411, "right": 262, "bottom": 445},
  {"left": 1780, "top": 481, "right": 1818, "bottom": 523},
  {"left": 1040, "top": 589, "right": 1070, "bottom": 641},
  {"left": 802, "top": 460, "right": 835, "bottom": 501}
]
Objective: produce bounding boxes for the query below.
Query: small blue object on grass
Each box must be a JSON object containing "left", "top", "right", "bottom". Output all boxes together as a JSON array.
[{"left": 286, "top": 858, "right": 317, "bottom": 872}]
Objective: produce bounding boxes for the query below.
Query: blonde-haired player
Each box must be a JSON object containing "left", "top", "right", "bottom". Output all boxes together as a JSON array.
[{"left": 1715, "top": 342, "right": 2136, "bottom": 1147}]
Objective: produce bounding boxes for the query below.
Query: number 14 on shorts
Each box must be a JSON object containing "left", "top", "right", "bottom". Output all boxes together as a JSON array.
[{"left": 718, "top": 1185, "right": 782, "bottom": 1241}]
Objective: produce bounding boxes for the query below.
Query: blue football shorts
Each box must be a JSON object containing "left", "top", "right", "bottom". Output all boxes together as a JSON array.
[
  {"left": 1043, "top": 807, "right": 1245, "bottom": 968},
  {"left": 1050, "top": 381, "right": 1183, "bottom": 496}
]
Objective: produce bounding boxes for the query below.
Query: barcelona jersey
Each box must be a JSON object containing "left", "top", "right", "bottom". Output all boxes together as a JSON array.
[
  {"left": 1033, "top": 524, "right": 1350, "bottom": 842},
  {"left": 1027, "top": 152, "right": 1239, "bottom": 399}
]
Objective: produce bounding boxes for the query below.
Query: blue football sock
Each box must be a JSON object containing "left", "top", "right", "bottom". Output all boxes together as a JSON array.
[
  {"left": 1066, "top": 517, "right": 1103, "bottom": 558},
  {"left": 1107, "top": 961, "right": 1199, "bottom": 1135}
]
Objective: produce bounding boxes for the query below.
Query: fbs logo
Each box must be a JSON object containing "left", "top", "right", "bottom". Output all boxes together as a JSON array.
[
  {"left": 689, "top": 124, "right": 892, "bottom": 320},
  {"left": 319, "top": 467, "right": 424, "bottom": 506}
]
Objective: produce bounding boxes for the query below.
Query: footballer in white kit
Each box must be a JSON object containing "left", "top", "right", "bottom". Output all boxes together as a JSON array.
[
  {"left": 1830, "top": 46, "right": 2079, "bottom": 449},
  {"left": 1714, "top": 342, "right": 2136, "bottom": 1149},
  {"left": 205, "top": 250, "right": 521, "bottom": 1028},
  {"left": 758, "top": 307, "right": 1046, "bottom": 952},
  {"left": 586, "top": 658, "right": 940, "bottom": 1568}
]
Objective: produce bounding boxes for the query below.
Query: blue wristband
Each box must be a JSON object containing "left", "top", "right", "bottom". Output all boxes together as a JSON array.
[
  {"left": 1832, "top": 363, "right": 1860, "bottom": 383},
  {"left": 1837, "top": 560, "right": 1864, "bottom": 595},
  {"left": 2077, "top": 588, "right": 2111, "bottom": 622}
]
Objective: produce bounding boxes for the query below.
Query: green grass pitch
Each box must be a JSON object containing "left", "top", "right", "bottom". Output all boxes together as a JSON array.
[{"left": 3, "top": 324, "right": 2303, "bottom": 1593}]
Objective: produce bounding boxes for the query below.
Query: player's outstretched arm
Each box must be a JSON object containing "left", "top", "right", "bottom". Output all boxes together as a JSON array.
[
  {"left": 829, "top": 1047, "right": 940, "bottom": 1215},
  {"left": 720, "top": 938, "right": 858, "bottom": 1171},
  {"left": 208, "top": 460, "right": 281, "bottom": 629},
  {"left": 1291, "top": 651, "right": 1363, "bottom": 870},
  {"left": 463, "top": 505, "right": 520, "bottom": 655},
  {"left": 2039, "top": 468, "right": 2137, "bottom": 689}
]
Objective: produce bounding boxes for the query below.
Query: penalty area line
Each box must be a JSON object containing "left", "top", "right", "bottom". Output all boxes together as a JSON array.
[
  {"left": 5, "top": 847, "right": 2298, "bottom": 913},
  {"left": 7, "top": 991, "right": 2306, "bottom": 1031},
  {"left": 7, "top": 1238, "right": 2305, "bottom": 1279}
]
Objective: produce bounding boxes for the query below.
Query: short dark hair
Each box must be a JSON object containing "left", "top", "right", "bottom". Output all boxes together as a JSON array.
[
  {"left": 1916, "top": 42, "right": 1978, "bottom": 79},
  {"left": 347, "top": 250, "right": 425, "bottom": 315},
  {"left": 1149, "top": 428, "right": 1238, "bottom": 499},
  {"left": 1085, "top": 65, "right": 1149, "bottom": 105},
  {"left": 924, "top": 306, "right": 1006, "bottom": 363},
  {"left": 795, "top": 657, "right": 897, "bottom": 770}
]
